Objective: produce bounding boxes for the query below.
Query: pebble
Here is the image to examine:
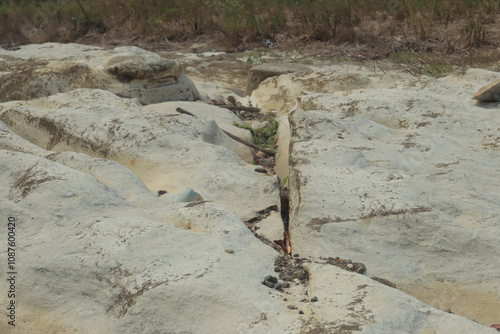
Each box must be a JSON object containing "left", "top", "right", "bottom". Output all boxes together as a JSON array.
[
  {"left": 298, "top": 310, "right": 304, "bottom": 315},
  {"left": 264, "top": 281, "right": 275, "bottom": 288},
  {"left": 283, "top": 282, "right": 290, "bottom": 288},
  {"left": 224, "top": 248, "right": 234, "bottom": 253},
  {"left": 353, "top": 262, "right": 367, "bottom": 274},
  {"left": 267, "top": 276, "right": 278, "bottom": 284},
  {"left": 287, "top": 305, "right": 297, "bottom": 310},
  {"left": 311, "top": 296, "right": 318, "bottom": 302},
  {"left": 347, "top": 263, "right": 354, "bottom": 269},
  {"left": 274, "top": 283, "right": 282, "bottom": 290},
  {"left": 262, "top": 275, "right": 279, "bottom": 289},
  {"left": 274, "top": 266, "right": 281, "bottom": 273},
  {"left": 294, "top": 254, "right": 299, "bottom": 257},
  {"left": 298, "top": 270, "right": 308, "bottom": 280}
]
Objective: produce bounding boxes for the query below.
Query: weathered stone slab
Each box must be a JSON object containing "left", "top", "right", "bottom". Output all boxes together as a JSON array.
[
  {"left": 0, "top": 89, "right": 278, "bottom": 216},
  {"left": 0, "top": 43, "right": 201, "bottom": 103},
  {"left": 0, "top": 148, "right": 494, "bottom": 333},
  {"left": 472, "top": 79, "right": 500, "bottom": 102},
  {"left": 245, "top": 63, "right": 310, "bottom": 96},
  {"left": 285, "top": 67, "right": 500, "bottom": 326}
]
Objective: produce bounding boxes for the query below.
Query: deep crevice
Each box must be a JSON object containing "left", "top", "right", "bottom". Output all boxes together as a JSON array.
[{"left": 279, "top": 182, "right": 290, "bottom": 252}]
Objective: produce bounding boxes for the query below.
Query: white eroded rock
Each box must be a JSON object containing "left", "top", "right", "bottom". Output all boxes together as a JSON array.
[
  {"left": 144, "top": 100, "right": 255, "bottom": 163},
  {"left": 0, "top": 150, "right": 287, "bottom": 333},
  {"left": 1, "top": 149, "right": 493, "bottom": 333},
  {"left": 300, "top": 263, "right": 496, "bottom": 333},
  {"left": 0, "top": 43, "right": 201, "bottom": 103},
  {"left": 245, "top": 63, "right": 311, "bottom": 96},
  {"left": 285, "top": 66, "right": 500, "bottom": 326},
  {"left": 250, "top": 67, "right": 373, "bottom": 116},
  {"left": 0, "top": 89, "right": 277, "bottom": 216}
]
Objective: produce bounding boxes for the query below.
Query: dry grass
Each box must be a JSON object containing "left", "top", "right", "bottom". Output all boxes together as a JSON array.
[{"left": 1, "top": 0, "right": 499, "bottom": 51}]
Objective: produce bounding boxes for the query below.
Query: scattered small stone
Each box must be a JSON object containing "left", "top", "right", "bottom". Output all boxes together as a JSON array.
[
  {"left": 274, "top": 283, "right": 282, "bottom": 290},
  {"left": 353, "top": 262, "right": 367, "bottom": 274},
  {"left": 274, "top": 266, "right": 281, "bottom": 273},
  {"left": 298, "top": 270, "right": 308, "bottom": 280},
  {"left": 283, "top": 282, "right": 290, "bottom": 288},
  {"left": 298, "top": 310, "right": 304, "bottom": 315},
  {"left": 264, "top": 281, "right": 275, "bottom": 288},
  {"left": 311, "top": 296, "right": 318, "bottom": 302},
  {"left": 294, "top": 254, "right": 299, "bottom": 257},
  {"left": 224, "top": 248, "right": 234, "bottom": 253},
  {"left": 274, "top": 255, "right": 310, "bottom": 284},
  {"left": 267, "top": 276, "right": 278, "bottom": 284},
  {"left": 254, "top": 168, "right": 267, "bottom": 173},
  {"left": 262, "top": 275, "right": 278, "bottom": 289},
  {"left": 157, "top": 190, "right": 167, "bottom": 196},
  {"left": 321, "top": 256, "right": 367, "bottom": 275},
  {"left": 287, "top": 305, "right": 297, "bottom": 310}
]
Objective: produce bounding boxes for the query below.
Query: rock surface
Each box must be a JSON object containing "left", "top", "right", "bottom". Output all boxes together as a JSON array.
[
  {"left": 0, "top": 149, "right": 494, "bottom": 333},
  {"left": 245, "top": 63, "right": 311, "bottom": 96},
  {"left": 0, "top": 43, "right": 498, "bottom": 333},
  {"left": 285, "top": 66, "right": 500, "bottom": 326},
  {"left": 0, "top": 43, "right": 201, "bottom": 103},
  {"left": 250, "top": 66, "right": 377, "bottom": 115},
  {"left": 472, "top": 79, "right": 500, "bottom": 102},
  {"left": 0, "top": 89, "right": 277, "bottom": 216}
]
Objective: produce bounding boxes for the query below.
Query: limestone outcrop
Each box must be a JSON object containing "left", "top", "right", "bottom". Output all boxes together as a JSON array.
[
  {"left": 0, "top": 147, "right": 494, "bottom": 333},
  {"left": 0, "top": 89, "right": 275, "bottom": 216},
  {"left": 245, "top": 63, "right": 311, "bottom": 96},
  {"left": 0, "top": 43, "right": 498, "bottom": 333},
  {"left": 284, "top": 66, "right": 500, "bottom": 326},
  {"left": 0, "top": 43, "right": 201, "bottom": 103}
]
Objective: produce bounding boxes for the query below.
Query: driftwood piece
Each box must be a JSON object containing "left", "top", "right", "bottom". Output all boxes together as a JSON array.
[
  {"left": 212, "top": 104, "right": 261, "bottom": 113},
  {"left": 175, "top": 108, "right": 276, "bottom": 156}
]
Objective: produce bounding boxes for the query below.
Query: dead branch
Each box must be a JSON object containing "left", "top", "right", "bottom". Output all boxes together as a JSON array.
[{"left": 212, "top": 104, "right": 261, "bottom": 113}]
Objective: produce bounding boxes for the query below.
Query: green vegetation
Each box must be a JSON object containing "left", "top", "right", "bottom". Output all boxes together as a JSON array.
[
  {"left": 280, "top": 175, "right": 288, "bottom": 187},
  {"left": 1, "top": 0, "right": 500, "bottom": 48},
  {"left": 234, "top": 118, "right": 278, "bottom": 149}
]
